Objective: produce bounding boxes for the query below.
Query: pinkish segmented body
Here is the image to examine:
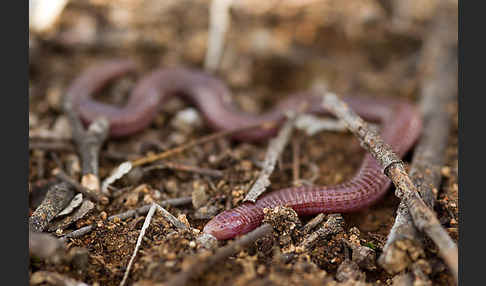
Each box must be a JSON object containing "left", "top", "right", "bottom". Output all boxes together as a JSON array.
[{"left": 68, "top": 59, "right": 422, "bottom": 240}]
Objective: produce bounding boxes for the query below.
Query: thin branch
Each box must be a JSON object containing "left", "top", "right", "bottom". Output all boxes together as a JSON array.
[
  {"left": 29, "top": 153, "right": 83, "bottom": 232},
  {"left": 59, "top": 197, "right": 192, "bottom": 242},
  {"left": 166, "top": 224, "right": 273, "bottom": 286},
  {"left": 34, "top": 82, "right": 111, "bottom": 232},
  {"left": 119, "top": 204, "right": 157, "bottom": 286},
  {"left": 143, "top": 161, "right": 223, "bottom": 178},
  {"left": 29, "top": 182, "right": 75, "bottom": 232},
  {"left": 301, "top": 213, "right": 326, "bottom": 234},
  {"left": 321, "top": 93, "right": 458, "bottom": 283},
  {"left": 300, "top": 214, "right": 345, "bottom": 250},
  {"left": 102, "top": 121, "right": 275, "bottom": 193},
  {"left": 153, "top": 203, "right": 190, "bottom": 231},
  {"left": 63, "top": 91, "right": 110, "bottom": 192},
  {"left": 244, "top": 113, "right": 298, "bottom": 202},
  {"left": 131, "top": 121, "right": 273, "bottom": 167},
  {"left": 54, "top": 168, "right": 109, "bottom": 204},
  {"left": 379, "top": 8, "right": 457, "bottom": 275},
  {"left": 120, "top": 202, "right": 194, "bottom": 286}
]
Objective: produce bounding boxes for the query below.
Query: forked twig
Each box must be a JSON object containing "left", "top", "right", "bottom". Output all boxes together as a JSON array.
[
  {"left": 120, "top": 203, "right": 191, "bottom": 286},
  {"left": 59, "top": 197, "right": 192, "bottom": 242},
  {"left": 119, "top": 204, "right": 157, "bottom": 286}
]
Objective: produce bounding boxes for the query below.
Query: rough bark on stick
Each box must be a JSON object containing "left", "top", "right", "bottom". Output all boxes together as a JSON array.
[
  {"left": 300, "top": 214, "right": 344, "bottom": 250},
  {"left": 321, "top": 93, "right": 458, "bottom": 283},
  {"left": 59, "top": 197, "right": 192, "bottom": 242},
  {"left": 29, "top": 182, "right": 75, "bottom": 232},
  {"left": 54, "top": 169, "right": 109, "bottom": 204},
  {"left": 378, "top": 7, "right": 457, "bottom": 274},
  {"left": 63, "top": 92, "right": 109, "bottom": 193}
]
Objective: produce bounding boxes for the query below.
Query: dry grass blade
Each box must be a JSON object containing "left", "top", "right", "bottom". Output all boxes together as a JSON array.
[
  {"left": 119, "top": 204, "right": 157, "bottom": 286},
  {"left": 131, "top": 121, "right": 274, "bottom": 167}
]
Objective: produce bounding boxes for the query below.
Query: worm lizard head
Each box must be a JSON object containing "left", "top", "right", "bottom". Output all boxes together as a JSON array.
[{"left": 203, "top": 210, "right": 250, "bottom": 240}]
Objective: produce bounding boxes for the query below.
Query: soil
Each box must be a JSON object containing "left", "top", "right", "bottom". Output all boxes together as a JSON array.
[{"left": 29, "top": 0, "right": 458, "bottom": 285}]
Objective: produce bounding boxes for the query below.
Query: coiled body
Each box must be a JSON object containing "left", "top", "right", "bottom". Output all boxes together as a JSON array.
[{"left": 68, "top": 59, "right": 422, "bottom": 240}]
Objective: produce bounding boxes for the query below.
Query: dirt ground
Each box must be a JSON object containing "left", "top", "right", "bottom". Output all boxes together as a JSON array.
[{"left": 29, "top": 0, "right": 458, "bottom": 285}]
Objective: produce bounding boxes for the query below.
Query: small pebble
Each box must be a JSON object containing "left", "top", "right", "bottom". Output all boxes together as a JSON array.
[{"left": 100, "top": 211, "right": 107, "bottom": 220}]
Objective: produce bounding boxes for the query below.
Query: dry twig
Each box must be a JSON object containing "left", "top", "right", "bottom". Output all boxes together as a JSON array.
[
  {"left": 59, "top": 197, "right": 192, "bottom": 242},
  {"left": 143, "top": 161, "right": 223, "bottom": 178},
  {"left": 120, "top": 202, "right": 192, "bottom": 286},
  {"left": 63, "top": 92, "right": 109, "bottom": 192},
  {"left": 166, "top": 224, "right": 273, "bottom": 286},
  {"left": 244, "top": 113, "right": 298, "bottom": 202},
  {"left": 153, "top": 203, "right": 190, "bottom": 231},
  {"left": 379, "top": 8, "right": 457, "bottom": 275},
  {"left": 54, "top": 168, "right": 109, "bottom": 204},
  {"left": 30, "top": 84, "right": 111, "bottom": 234},
  {"left": 301, "top": 213, "right": 326, "bottom": 234},
  {"left": 131, "top": 122, "right": 274, "bottom": 167},
  {"left": 29, "top": 182, "right": 75, "bottom": 232},
  {"left": 300, "top": 214, "right": 345, "bottom": 249},
  {"left": 321, "top": 92, "right": 458, "bottom": 283},
  {"left": 102, "top": 121, "right": 276, "bottom": 193},
  {"left": 119, "top": 204, "right": 157, "bottom": 286}
]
